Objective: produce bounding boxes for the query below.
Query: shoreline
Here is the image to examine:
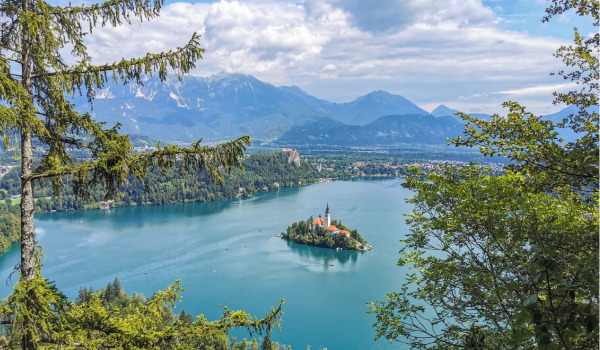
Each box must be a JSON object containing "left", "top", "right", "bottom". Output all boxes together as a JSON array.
[
  {"left": 281, "top": 236, "right": 371, "bottom": 251},
  {"left": 29, "top": 175, "right": 404, "bottom": 215},
  {"left": 0, "top": 176, "right": 395, "bottom": 257}
]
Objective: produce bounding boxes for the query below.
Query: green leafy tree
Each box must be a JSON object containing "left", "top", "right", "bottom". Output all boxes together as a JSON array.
[
  {"left": 369, "top": 166, "right": 598, "bottom": 348},
  {"left": 0, "top": 274, "right": 285, "bottom": 349},
  {"left": 368, "top": 1, "right": 598, "bottom": 348},
  {"left": 0, "top": 0, "right": 256, "bottom": 347}
]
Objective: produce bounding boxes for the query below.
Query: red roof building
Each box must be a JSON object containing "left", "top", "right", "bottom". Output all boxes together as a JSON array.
[{"left": 326, "top": 225, "right": 340, "bottom": 232}]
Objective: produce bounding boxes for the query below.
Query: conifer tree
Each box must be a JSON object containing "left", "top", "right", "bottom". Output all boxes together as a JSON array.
[
  {"left": 0, "top": 0, "right": 249, "bottom": 281},
  {"left": 178, "top": 309, "right": 193, "bottom": 325},
  {"left": 0, "top": 0, "right": 250, "bottom": 347},
  {"left": 76, "top": 287, "right": 87, "bottom": 305},
  {"left": 112, "top": 277, "right": 122, "bottom": 299}
]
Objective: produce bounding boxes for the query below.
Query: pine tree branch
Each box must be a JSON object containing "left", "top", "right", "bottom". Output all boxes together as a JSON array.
[
  {"left": 0, "top": 44, "right": 21, "bottom": 55},
  {"left": 26, "top": 136, "right": 251, "bottom": 185},
  {"left": 70, "top": 343, "right": 118, "bottom": 348},
  {"left": 48, "top": 0, "right": 165, "bottom": 29},
  {"left": 40, "top": 134, "right": 86, "bottom": 148},
  {"left": 4, "top": 57, "right": 22, "bottom": 65},
  {"left": 31, "top": 33, "right": 204, "bottom": 87},
  {"left": 0, "top": 104, "right": 19, "bottom": 125}
]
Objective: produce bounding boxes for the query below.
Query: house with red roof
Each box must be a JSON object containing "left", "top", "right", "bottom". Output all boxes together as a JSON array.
[
  {"left": 326, "top": 225, "right": 340, "bottom": 234},
  {"left": 311, "top": 204, "right": 349, "bottom": 237},
  {"left": 311, "top": 216, "right": 324, "bottom": 230}
]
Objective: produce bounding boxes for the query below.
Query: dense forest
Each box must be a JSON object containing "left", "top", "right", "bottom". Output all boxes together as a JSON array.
[
  {"left": 0, "top": 152, "right": 323, "bottom": 213},
  {"left": 0, "top": 151, "right": 426, "bottom": 215},
  {"left": 0, "top": 202, "right": 19, "bottom": 256},
  {"left": 282, "top": 218, "right": 367, "bottom": 250}
]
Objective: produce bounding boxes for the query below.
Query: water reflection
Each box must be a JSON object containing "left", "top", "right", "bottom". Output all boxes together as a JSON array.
[
  {"left": 37, "top": 199, "right": 235, "bottom": 232},
  {"left": 285, "top": 240, "right": 361, "bottom": 267},
  {"left": 35, "top": 187, "right": 303, "bottom": 233}
]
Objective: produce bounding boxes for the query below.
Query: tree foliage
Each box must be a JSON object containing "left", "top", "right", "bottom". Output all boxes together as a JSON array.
[
  {"left": 282, "top": 218, "right": 366, "bottom": 250},
  {"left": 0, "top": 0, "right": 250, "bottom": 284},
  {"left": 0, "top": 0, "right": 276, "bottom": 347},
  {"left": 369, "top": 167, "right": 598, "bottom": 348},
  {"left": 0, "top": 258, "right": 286, "bottom": 349},
  {"left": 368, "top": 1, "right": 599, "bottom": 348},
  {"left": 0, "top": 201, "right": 20, "bottom": 255}
]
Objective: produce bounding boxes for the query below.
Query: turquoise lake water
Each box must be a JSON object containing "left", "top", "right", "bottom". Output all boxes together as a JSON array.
[{"left": 0, "top": 178, "right": 415, "bottom": 349}]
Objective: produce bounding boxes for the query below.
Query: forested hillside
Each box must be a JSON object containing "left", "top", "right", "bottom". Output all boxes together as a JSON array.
[
  {"left": 1, "top": 152, "right": 321, "bottom": 213},
  {"left": 0, "top": 202, "right": 19, "bottom": 256}
]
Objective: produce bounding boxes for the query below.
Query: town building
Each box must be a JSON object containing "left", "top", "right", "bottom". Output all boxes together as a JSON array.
[
  {"left": 100, "top": 200, "right": 114, "bottom": 210},
  {"left": 311, "top": 204, "right": 350, "bottom": 237}
]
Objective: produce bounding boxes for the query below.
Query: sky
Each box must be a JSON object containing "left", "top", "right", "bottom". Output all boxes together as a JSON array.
[{"left": 50, "top": 0, "right": 596, "bottom": 115}]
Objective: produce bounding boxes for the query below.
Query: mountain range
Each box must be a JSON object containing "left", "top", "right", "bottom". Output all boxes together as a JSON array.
[
  {"left": 276, "top": 114, "right": 462, "bottom": 146},
  {"left": 72, "top": 72, "right": 588, "bottom": 147}
]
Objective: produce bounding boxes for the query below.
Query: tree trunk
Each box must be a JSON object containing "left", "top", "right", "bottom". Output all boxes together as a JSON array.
[
  {"left": 20, "top": 130, "right": 35, "bottom": 282},
  {"left": 20, "top": 1, "right": 37, "bottom": 349}
]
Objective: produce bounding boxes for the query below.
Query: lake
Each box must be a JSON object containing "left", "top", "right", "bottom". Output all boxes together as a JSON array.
[{"left": 0, "top": 178, "right": 415, "bottom": 349}]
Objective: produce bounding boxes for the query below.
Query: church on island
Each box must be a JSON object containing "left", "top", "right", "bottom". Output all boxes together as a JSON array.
[{"left": 311, "top": 204, "right": 350, "bottom": 237}]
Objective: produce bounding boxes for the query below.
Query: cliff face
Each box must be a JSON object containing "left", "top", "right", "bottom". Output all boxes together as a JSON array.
[{"left": 283, "top": 148, "right": 301, "bottom": 167}]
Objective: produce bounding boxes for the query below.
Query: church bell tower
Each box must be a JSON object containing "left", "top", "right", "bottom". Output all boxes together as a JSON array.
[{"left": 325, "top": 203, "right": 331, "bottom": 227}]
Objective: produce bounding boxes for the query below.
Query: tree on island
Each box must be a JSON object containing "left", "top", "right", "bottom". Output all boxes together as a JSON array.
[
  {"left": 0, "top": 0, "right": 283, "bottom": 348},
  {"left": 369, "top": 0, "right": 598, "bottom": 348},
  {"left": 283, "top": 218, "right": 366, "bottom": 250}
]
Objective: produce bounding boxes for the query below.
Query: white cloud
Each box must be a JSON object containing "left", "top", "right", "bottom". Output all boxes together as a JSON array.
[
  {"left": 306, "top": 0, "right": 497, "bottom": 33},
  {"left": 320, "top": 64, "right": 337, "bottom": 72},
  {"left": 202, "top": 1, "right": 329, "bottom": 79},
  {"left": 458, "top": 83, "right": 576, "bottom": 99},
  {"left": 498, "top": 83, "right": 577, "bottom": 96},
  {"left": 83, "top": 2, "right": 211, "bottom": 65},
  {"left": 74, "top": 0, "right": 571, "bottom": 114}
]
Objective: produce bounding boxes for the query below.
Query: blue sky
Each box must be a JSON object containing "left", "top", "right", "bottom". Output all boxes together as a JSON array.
[
  {"left": 50, "top": 0, "right": 596, "bottom": 115},
  {"left": 485, "top": 0, "right": 594, "bottom": 39}
]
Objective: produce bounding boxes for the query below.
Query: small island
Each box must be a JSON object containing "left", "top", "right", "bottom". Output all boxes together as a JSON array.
[{"left": 281, "top": 204, "right": 371, "bottom": 250}]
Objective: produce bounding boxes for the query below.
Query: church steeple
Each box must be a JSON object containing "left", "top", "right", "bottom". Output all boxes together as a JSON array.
[{"left": 325, "top": 203, "right": 331, "bottom": 227}]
